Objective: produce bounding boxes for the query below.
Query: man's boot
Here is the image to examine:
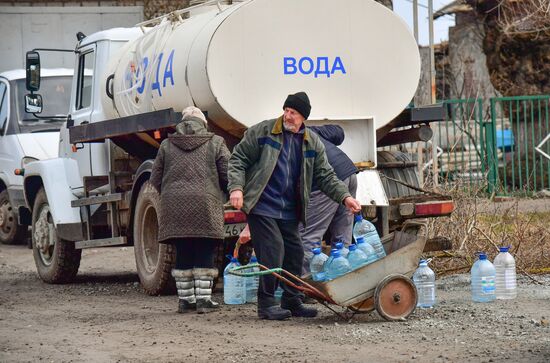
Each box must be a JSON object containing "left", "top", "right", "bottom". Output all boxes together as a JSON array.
[
  {"left": 281, "top": 299, "right": 318, "bottom": 318},
  {"left": 172, "top": 269, "right": 196, "bottom": 313},
  {"left": 193, "top": 268, "right": 220, "bottom": 314}
]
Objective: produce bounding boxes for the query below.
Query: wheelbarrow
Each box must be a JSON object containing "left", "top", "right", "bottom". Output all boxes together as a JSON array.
[{"left": 229, "top": 220, "right": 427, "bottom": 321}]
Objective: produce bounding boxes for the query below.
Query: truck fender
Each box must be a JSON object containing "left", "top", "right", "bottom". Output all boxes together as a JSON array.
[
  {"left": 23, "top": 158, "right": 83, "bottom": 235},
  {"left": 128, "top": 159, "right": 154, "bottom": 245}
]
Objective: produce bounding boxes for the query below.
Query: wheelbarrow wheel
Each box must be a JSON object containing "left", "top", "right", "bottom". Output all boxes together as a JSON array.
[{"left": 374, "top": 274, "right": 417, "bottom": 321}]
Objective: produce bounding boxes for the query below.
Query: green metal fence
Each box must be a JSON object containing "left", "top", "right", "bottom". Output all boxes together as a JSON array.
[
  {"left": 489, "top": 95, "right": 550, "bottom": 195},
  {"left": 422, "top": 95, "right": 550, "bottom": 196},
  {"left": 431, "top": 98, "right": 486, "bottom": 193}
]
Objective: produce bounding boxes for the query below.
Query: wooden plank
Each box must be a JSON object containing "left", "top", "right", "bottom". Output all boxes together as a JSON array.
[{"left": 75, "top": 237, "right": 127, "bottom": 250}]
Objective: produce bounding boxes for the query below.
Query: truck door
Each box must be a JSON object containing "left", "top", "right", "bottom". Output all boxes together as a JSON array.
[
  {"left": 65, "top": 45, "right": 95, "bottom": 181},
  {"left": 0, "top": 79, "right": 19, "bottom": 188}
]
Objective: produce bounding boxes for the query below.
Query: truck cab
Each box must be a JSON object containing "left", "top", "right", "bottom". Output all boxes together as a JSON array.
[{"left": 0, "top": 69, "right": 73, "bottom": 244}]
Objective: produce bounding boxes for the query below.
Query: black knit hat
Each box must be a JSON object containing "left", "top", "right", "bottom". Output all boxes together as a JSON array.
[{"left": 283, "top": 92, "right": 311, "bottom": 119}]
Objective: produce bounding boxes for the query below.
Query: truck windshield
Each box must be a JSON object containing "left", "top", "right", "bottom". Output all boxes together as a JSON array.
[{"left": 15, "top": 76, "right": 73, "bottom": 130}]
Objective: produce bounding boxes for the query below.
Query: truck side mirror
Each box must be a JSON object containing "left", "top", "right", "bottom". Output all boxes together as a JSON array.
[
  {"left": 25, "top": 94, "right": 43, "bottom": 114},
  {"left": 26, "top": 51, "right": 41, "bottom": 91}
]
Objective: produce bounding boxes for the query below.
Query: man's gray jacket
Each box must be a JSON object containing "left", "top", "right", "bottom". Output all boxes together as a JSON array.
[{"left": 228, "top": 116, "right": 352, "bottom": 224}]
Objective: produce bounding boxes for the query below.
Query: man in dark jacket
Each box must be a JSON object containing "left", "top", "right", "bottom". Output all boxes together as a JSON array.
[
  {"left": 228, "top": 92, "right": 361, "bottom": 320},
  {"left": 300, "top": 125, "right": 358, "bottom": 275},
  {"left": 150, "top": 106, "right": 230, "bottom": 314}
]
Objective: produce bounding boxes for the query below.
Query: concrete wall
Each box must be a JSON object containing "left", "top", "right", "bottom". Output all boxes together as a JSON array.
[{"left": 0, "top": 6, "right": 143, "bottom": 72}]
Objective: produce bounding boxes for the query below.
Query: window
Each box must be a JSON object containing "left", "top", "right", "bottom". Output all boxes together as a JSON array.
[
  {"left": 76, "top": 51, "right": 95, "bottom": 110},
  {"left": 0, "top": 81, "right": 7, "bottom": 133},
  {"left": 15, "top": 76, "right": 74, "bottom": 130}
]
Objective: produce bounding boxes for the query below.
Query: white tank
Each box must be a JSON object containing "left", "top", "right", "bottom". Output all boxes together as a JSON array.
[{"left": 102, "top": 0, "right": 420, "bottom": 137}]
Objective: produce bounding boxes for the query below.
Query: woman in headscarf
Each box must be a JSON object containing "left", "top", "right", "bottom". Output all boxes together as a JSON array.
[{"left": 150, "top": 106, "right": 230, "bottom": 314}]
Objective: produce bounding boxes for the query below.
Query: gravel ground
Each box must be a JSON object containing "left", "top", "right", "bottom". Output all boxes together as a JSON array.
[{"left": 1, "top": 244, "right": 549, "bottom": 363}]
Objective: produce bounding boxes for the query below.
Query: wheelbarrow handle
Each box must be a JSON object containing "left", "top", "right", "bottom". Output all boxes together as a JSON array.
[{"left": 228, "top": 263, "right": 334, "bottom": 303}]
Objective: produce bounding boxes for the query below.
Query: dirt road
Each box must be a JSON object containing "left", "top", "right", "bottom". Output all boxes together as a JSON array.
[{"left": 1, "top": 244, "right": 549, "bottom": 363}]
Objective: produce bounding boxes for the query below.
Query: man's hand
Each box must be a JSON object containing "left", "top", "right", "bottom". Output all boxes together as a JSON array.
[
  {"left": 238, "top": 224, "right": 251, "bottom": 244},
  {"left": 230, "top": 190, "right": 244, "bottom": 210},
  {"left": 344, "top": 196, "right": 361, "bottom": 214}
]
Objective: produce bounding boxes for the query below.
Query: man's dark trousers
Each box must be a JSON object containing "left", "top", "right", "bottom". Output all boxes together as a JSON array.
[{"left": 247, "top": 214, "right": 304, "bottom": 308}]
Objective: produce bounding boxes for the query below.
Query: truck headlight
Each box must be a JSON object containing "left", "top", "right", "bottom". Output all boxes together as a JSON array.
[{"left": 21, "top": 156, "right": 38, "bottom": 168}]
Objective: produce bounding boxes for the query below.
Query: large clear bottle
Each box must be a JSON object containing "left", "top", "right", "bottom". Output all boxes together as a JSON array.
[
  {"left": 346, "top": 244, "right": 369, "bottom": 270},
  {"left": 471, "top": 253, "right": 496, "bottom": 303},
  {"left": 323, "top": 248, "right": 339, "bottom": 276},
  {"left": 353, "top": 215, "right": 386, "bottom": 259},
  {"left": 335, "top": 241, "right": 349, "bottom": 258},
  {"left": 245, "top": 256, "right": 260, "bottom": 303},
  {"left": 223, "top": 257, "right": 246, "bottom": 305},
  {"left": 326, "top": 250, "right": 351, "bottom": 280},
  {"left": 356, "top": 237, "right": 378, "bottom": 264},
  {"left": 412, "top": 259, "right": 436, "bottom": 308},
  {"left": 309, "top": 247, "right": 329, "bottom": 281},
  {"left": 274, "top": 285, "right": 283, "bottom": 302},
  {"left": 494, "top": 246, "right": 517, "bottom": 299}
]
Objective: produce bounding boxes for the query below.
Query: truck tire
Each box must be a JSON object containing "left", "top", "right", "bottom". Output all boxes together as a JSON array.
[
  {"left": 32, "top": 188, "right": 81, "bottom": 283},
  {"left": 377, "top": 150, "right": 421, "bottom": 198},
  {"left": 133, "top": 181, "right": 176, "bottom": 295},
  {"left": 0, "top": 190, "right": 27, "bottom": 245}
]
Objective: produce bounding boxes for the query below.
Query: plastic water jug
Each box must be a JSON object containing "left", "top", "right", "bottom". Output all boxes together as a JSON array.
[
  {"left": 245, "top": 256, "right": 260, "bottom": 303},
  {"left": 274, "top": 285, "right": 283, "bottom": 302},
  {"left": 224, "top": 257, "right": 246, "bottom": 305},
  {"left": 412, "top": 259, "right": 436, "bottom": 308},
  {"left": 323, "top": 248, "right": 339, "bottom": 276},
  {"left": 471, "top": 253, "right": 496, "bottom": 302},
  {"left": 353, "top": 215, "right": 386, "bottom": 259},
  {"left": 356, "top": 237, "right": 378, "bottom": 264},
  {"left": 310, "top": 247, "right": 329, "bottom": 281},
  {"left": 346, "top": 244, "right": 369, "bottom": 270},
  {"left": 494, "top": 246, "right": 517, "bottom": 299},
  {"left": 335, "top": 242, "right": 349, "bottom": 258},
  {"left": 352, "top": 214, "right": 370, "bottom": 239},
  {"left": 326, "top": 250, "right": 351, "bottom": 280}
]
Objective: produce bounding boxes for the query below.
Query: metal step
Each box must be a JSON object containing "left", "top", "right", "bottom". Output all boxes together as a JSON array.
[
  {"left": 75, "top": 236, "right": 127, "bottom": 249},
  {"left": 71, "top": 193, "right": 124, "bottom": 207}
]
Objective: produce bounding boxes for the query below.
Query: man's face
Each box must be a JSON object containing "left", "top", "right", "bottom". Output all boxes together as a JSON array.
[{"left": 283, "top": 107, "right": 305, "bottom": 133}]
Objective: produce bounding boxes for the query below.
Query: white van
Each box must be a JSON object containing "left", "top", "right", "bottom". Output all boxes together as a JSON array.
[{"left": 0, "top": 68, "right": 74, "bottom": 244}]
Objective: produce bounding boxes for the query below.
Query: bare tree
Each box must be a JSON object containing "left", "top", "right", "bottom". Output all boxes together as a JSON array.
[{"left": 496, "top": 0, "right": 550, "bottom": 37}]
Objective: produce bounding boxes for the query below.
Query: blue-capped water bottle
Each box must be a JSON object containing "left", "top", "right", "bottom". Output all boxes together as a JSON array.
[
  {"left": 326, "top": 250, "right": 351, "bottom": 280},
  {"left": 309, "top": 247, "right": 328, "bottom": 281},
  {"left": 353, "top": 215, "right": 386, "bottom": 259},
  {"left": 223, "top": 257, "right": 246, "bottom": 305},
  {"left": 335, "top": 241, "right": 349, "bottom": 258},
  {"left": 413, "top": 259, "right": 436, "bottom": 308},
  {"left": 471, "top": 253, "right": 496, "bottom": 303},
  {"left": 274, "top": 285, "right": 283, "bottom": 302},
  {"left": 245, "top": 256, "right": 260, "bottom": 303},
  {"left": 346, "top": 244, "right": 369, "bottom": 270},
  {"left": 356, "top": 237, "right": 378, "bottom": 264},
  {"left": 494, "top": 246, "right": 517, "bottom": 300},
  {"left": 323, "top": 248, "right": 339, "bottom": 276}
]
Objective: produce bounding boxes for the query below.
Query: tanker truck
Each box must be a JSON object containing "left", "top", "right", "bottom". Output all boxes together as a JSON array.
[{"left": 21, "top": 0, "right": 453, "bottom": 294}]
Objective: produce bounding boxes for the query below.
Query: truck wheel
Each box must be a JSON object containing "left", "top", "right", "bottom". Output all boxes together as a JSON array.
[
  {"left": 377, "top": 150, "right": 421, "bottom": 198},
  {"left": 0, "top": 190, "right": 26, "bottom": 245},
  {"left": 133, "top": 181, "right": 175, "bottom": 295},
  {"left": 32, "top": 188, "right": 81, "bottom": 283}
]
